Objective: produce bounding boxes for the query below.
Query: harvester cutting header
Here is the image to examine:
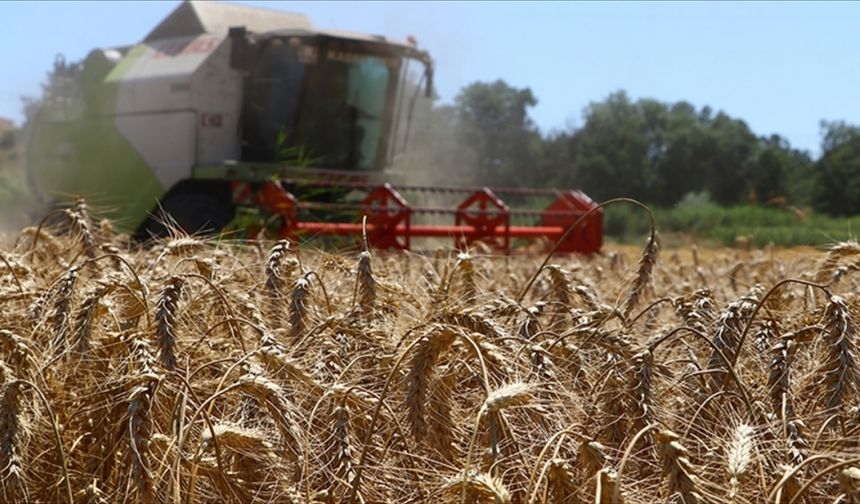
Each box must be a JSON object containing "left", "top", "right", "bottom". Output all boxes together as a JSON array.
[{"left": 28, "top": 1, "right": 602, "bottom": 253}]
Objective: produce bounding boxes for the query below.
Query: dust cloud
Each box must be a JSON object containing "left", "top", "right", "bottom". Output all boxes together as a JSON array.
[{"left": 386, "top": 70, "right": 485, "bottom": 230}]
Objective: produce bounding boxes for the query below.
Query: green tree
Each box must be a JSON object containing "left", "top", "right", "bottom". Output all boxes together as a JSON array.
[
  {"left": 699, "top": 112, "right": 758, "bottom": 204},
  {"left": 568, "top": 91, "right": 655, "bottom": 201},
  {"left": 656, "top": 101, "right": 703, "bottom": 205},
  {"left": 454, "top": 80, "right": 542, "bottom": 186},
  {"left": 813, "top": 121, "right": 860, "bottom": 215},
  {"left": 750, "top": 134, "right": 815, "bottom": 205},
  {"left": 566, "top": 91, "right": 790, "bottom": 206},
  {"left": 403, "top": 82, "right": 820, "bottom": 213}
]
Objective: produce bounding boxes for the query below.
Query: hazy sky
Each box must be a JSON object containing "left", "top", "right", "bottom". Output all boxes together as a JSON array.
[{"left": 2, "top": 1, "right": 858, "bottom": 155}]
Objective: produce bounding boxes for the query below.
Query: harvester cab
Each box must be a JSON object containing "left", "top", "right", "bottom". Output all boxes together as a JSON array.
[
  {"left": 229, "top": 25, "right": 431, "bottom": 172},
  {"left": 28, "top": 1, "right": 602, "bottom": 253}
]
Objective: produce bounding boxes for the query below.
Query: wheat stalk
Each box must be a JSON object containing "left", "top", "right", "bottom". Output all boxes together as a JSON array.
[
  {"left": 726, "top": 424, "right": 755, "bottom": 499},
  {"left": 288, "top": 276, "right": 310, "bottom": 340},
  {"left": 72, "top": 280, "right": 116, "bottom": 356},
  {"left": 629, "top": 349, "right": 657, "bottom": 450},
  {"left": 455, "top": 253, "right": 477, "bottom": 304},
  {"left": 405, "top": 327, "right": 457, "bottom": 442},
  {"left": 596, "top": 468, "right": 624, "bottom": 504},
  {"left": 483, "top": 382, "right": 534, "bottom": 414},
  {"left": 818, "top": 296, "right": 859, "bottom": 425},
  {"left": 330, "top": 404, "right": 356, "bottom": 489},
  {"left": 442, "top": 470, "right": 512, "bottom": 504},
  {"left": 773, "top": 464, "right": 803, "bottom": 504},
  {"left": 77, "top": 479, "right": 109, "bottom": 504},
  {"left": 355, "top": 249, "right": 376, "bottom": 315},
  {"left": 236, "top": 373, "right": 301, "bottom": 454},
  {"left": 68, "top": 197, "right": 98, "bottom": 259},
  {"left": 427, "top": 364, "right": 457, "bottom": 460},
  {"left": 155, "top": 275, "right": 184, "bottom": 371},
  {"left": 127, "top": 373, "right": 157, "bottom": 502},
  {"left": 200, "top": 423, "right": 273, "bottom": 455},
  {"left": 656, "top": 429, "right": 703, "bottom": 504},
  {"left": 0, "top": 331, "right": 33, "bottom": 381},
  {"left": 49, "top": 265, "right": 81, "bottom": 353},
  {"left": 546, "top": 458, "right": 579, "bottom": 503},
  {"left": 706, "top": 295, "right": 757, "bottom": 392},
  {"left": 838, "top": 467, "right": 860, "bottom": 503},
  {"left": 0, "top": 370, "right": 24, "bottom": 503},
  {"left": 621, "top": 232, "right": 658, "bottom": 319},
  {"left": 6, "top": 210, "right": 860, "bottom": 502},
  {"left": 265, "top": 240, "right": 296, "bottom": 317},
  {"left": 573, "top": 284, "right": 602, "bottom": 311},
  {"left": 816, "top": 241, "right": 860, "bottom": 283}
]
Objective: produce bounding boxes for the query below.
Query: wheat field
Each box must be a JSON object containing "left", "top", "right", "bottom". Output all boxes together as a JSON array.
[{"left": 1, "top": 200, "right": 859, "bottom": 503}]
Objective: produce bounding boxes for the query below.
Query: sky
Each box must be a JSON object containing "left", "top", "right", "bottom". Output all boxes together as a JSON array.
[{"left": 1, "top": 1, "right": 858, "bottom": 156}]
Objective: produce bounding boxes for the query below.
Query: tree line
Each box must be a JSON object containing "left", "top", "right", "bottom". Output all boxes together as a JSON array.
[{"left": 404, "top": 80, "right": 860, "bottom": 216}]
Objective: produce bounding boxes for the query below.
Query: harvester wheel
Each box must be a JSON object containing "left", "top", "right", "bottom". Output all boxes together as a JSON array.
[{"left": 135, "top": 183, "right": 235, "bottom": 240}]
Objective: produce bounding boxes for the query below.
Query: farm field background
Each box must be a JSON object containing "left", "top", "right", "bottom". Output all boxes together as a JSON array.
[
  {"left": 6, "top": 161, "right": 860, "bottom": 249},
  {"left": 1, "top": 204, "right": 859, "bottom": 503}
]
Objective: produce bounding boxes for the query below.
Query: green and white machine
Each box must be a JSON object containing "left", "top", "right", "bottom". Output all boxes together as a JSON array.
[{"left": 28, "top": 1, "right": 432, "bottom": 238}]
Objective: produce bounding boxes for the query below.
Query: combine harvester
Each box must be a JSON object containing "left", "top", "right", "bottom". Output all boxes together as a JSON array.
[{"left": 28, "top": 1, "right": 602, "bottom": 253}]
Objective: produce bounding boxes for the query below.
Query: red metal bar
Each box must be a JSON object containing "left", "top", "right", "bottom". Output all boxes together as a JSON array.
[
  {"left": 296, "top": 222, "right": 569, "bottom": 238},
  {"left": 282, "top": 177, "right": 570, "bottom": 197},
  {"left": 296, "top": 200, "right": 584, "bottom": 218}
]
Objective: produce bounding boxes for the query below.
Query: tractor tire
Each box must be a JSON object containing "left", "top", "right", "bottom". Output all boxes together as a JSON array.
[{"left": 135, "top": 184, "right": 235, "bottom": 241}]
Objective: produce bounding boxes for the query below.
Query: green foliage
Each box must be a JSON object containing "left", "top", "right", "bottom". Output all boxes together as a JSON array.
[
  {"left": 557, "top": 91, "right": 803, "bottom": 206},
  {"left": 813, "top": 121, "right": 860, "bottom": 216},
  {"left": 275, "top": 126, "right": 321, "bottom": 168},
  {"left": 605, "top": 203, "right": 860, "bottom": 247},
  {"left": 454, "top": 80, "right": 544, "bottom": 187},
  {"left": 0, "top": 131, "right": 15, "bottom": 151},
  {"left": 416, "top": 81, "right": 860, "bottom": 225}
]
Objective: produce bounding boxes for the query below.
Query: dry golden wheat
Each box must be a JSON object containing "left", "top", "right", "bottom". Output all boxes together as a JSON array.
[{"left": 0, "top": 201, "right": 858, "bottom": 503}]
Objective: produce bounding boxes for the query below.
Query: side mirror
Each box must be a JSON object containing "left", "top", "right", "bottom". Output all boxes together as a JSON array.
[{"left": 229, "top": 26, "right": 249, "bottom": 71}]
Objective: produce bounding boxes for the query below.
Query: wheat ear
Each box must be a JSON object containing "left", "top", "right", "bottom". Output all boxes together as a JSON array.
[
  {"left": 237, "top": 374, "right": 301, "bottom": 455},
  {"left": 546, "top": 458, "right": 579, "bottom": 503},
  {"left": 656, "top": 429, "right": 703, "bottom": 504},
  {"left": 355, "top": 250, "right": 376, "bottom": 314},
  {"left": 427, "top": 364, "right": 457, "bottom": 460},
  {"left": 455, "top": 252, "right": 477, "bottom": 304},
  {"left": 0, "top": 369, "right": 24, "bottom": 503},
  {"left": 621, "top": 230, "right": 658, "bottom": 319},
  {"left": 838, "top": 467, "right": 860, "bottom": 502},
  {"left": 72, "top": 280, "right": 116, "bottom": 356},
  {"left": 155, "top": 275, "right": 184, "bottom": 371},
  {"left": 442, "top": 470, "right": 512, "bottom": 504},
  {"left": 819, "top": 296, "right": 859, "bottom": 425},
  {"left": 816, "top": 241, "right": 860, "bottom": 283},
  {"left": 629, "top": 348, "right": 657, "bottom": 449},
  {"left": 265, "top": 240, "right": 296, "bottom": 317},
  {"left": 726, "top": 424, "right": 755, "bottom": 499},
  {"left": 69, "top": 197, "right": 98, "bottom": 258},
  {"left": 288, "top": 276, "right": 310, "bottom": 340},
  {"left": 51, "top": 265, "right": 80, "bottom": 353},
  {"left": 405, "top": 327, "right": 457, "bottom": 442}
]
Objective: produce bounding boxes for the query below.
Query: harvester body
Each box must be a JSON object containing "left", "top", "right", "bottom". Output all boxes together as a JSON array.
[{"left": 28, "top": 1, "right": 602, "bottom": 253}]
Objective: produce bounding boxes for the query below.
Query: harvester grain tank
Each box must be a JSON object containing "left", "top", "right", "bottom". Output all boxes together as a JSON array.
[{"left": 28, "top": 1, "right": 602, "bottom": 253}]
